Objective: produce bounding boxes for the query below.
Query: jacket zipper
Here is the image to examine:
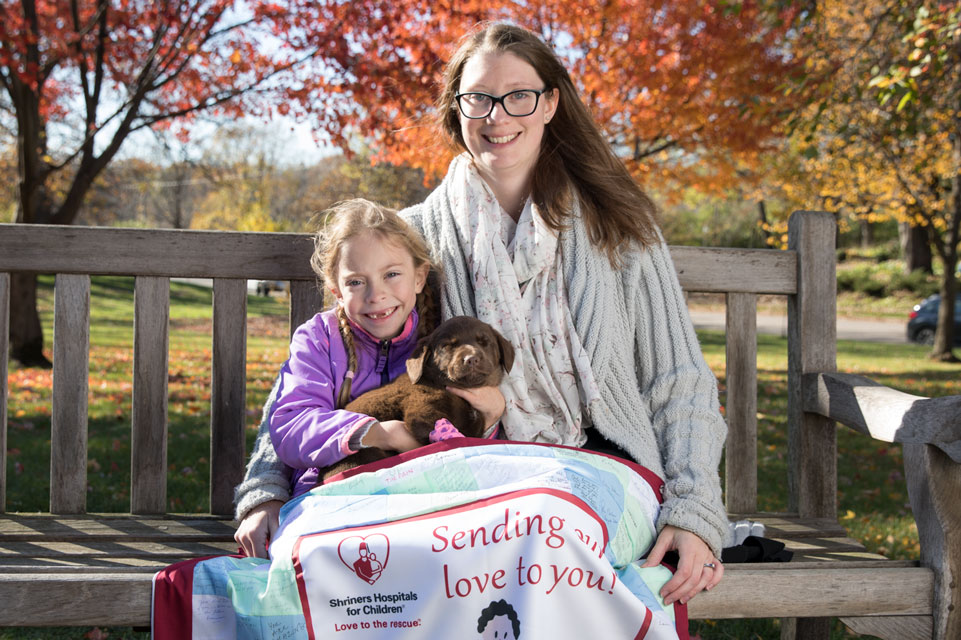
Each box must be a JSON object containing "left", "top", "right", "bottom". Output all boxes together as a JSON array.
[{"left": 376, "top": 339, "right": 390, "bottom": 386}]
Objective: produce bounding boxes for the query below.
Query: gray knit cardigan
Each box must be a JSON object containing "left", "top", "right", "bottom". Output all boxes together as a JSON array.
[{"left": 234, "top": 177, "right": 730, "bottom": 556}]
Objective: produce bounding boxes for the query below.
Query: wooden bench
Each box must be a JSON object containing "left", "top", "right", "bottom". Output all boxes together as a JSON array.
[{"left": 1, "top": 212, "right": 958, "bottom": 638}]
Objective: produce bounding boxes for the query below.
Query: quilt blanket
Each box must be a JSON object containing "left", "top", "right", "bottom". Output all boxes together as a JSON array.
[{"left": 153, "top": 440, "right": 688, "bottom": 639}]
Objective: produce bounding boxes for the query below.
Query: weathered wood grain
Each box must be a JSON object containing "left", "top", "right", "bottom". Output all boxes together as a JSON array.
[
  {"left": 725, "top": 292, "right": 758, "bottom": 513},
  {"left": 0, "top": 272, "right": 8, "bottom": 513},
  {"left": 0, "top": 563, "right": 933, "bottom": 627},
  {"left": 840, "top": 615, "right": 933, "bottom": 640},
  {"left": 0, "top": 514, "right": 237, "bottom": 540},
  {"left": 0, "top": 223, "right": 796, "bottom": 294},
  {"left": 904, "top": 443, "right": 961, "bottom": 640},
  {"left": 210, "top": 278, "right": 247, "bottom": 515},
  {"left": 51, "top": 274, "right": 90, "bottom": 514},
  {"left": 1, "top": 217, "right": 955, "bottom": 634},
  {"left": 0, "top": 223, "right": 316, "bottom": 280},
  {"left": 290, "top": 279, "right": 324, "bottom": 340},
  {"left": 785, "top": 211, "right": 839, "bottom": 639},
  {"left": 132, "top": 276, "right": 170, "bottom": 514},
  {"left": 688, "top": 566, "right": 933, "bottom": 619},
  {"left": 787, "top": 212, "right": 837, "bottom": 520},
  {"left": 670, "top": 245, "right": 797, "bottom": 294},
  {"left": 803, "top": 371, "right": 961, "bottom": 462},
  {"left": 0, "top": 574, "right": 154, "bottom": 626}
]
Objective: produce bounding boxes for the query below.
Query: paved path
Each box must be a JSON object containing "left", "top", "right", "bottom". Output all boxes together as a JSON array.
[
  {"left": 689, "top": 310, "right": 909, "bottom": 344},
  {"left": 176, "top": 279, "right": 911, "bottom": 345}
]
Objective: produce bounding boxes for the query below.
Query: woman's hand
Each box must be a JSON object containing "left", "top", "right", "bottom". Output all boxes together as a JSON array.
[
  {"left": 361, "top": 420, "right": 421, "bottom": 453},
  {"left": 446, "top": 385, "right": 505, "bottom": 429},
  {"left": 641, "top": 525, "right": 723, "bottom": 605},
  {"left": 234, "top": 500, "right": 284, "bottom": 559}
]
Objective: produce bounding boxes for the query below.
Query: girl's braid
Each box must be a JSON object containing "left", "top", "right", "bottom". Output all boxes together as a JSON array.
[
  {"left": 415, "top": 276, "right": 440, "bottom": 341},
  {"left": 335, "top": 305, "right": 359, "bottom": 409}
]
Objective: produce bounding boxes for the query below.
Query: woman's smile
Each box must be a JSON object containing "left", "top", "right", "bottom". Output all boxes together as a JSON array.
[{"left": 483, "top": 132, "right": 521, "bottom": 145}]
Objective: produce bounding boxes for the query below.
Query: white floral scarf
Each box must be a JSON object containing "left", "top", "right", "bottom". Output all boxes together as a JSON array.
[{"left": 447, "top": 154, "right": 600, "bottom": 445}]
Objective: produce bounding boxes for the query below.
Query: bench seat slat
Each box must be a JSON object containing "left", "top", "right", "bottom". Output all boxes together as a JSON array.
[
  {"left": 0, "top": 540, "right": 237, "bottom": 558},
  {"left": 0, "top": 564, "right": 932, "bottom": 627},
  {"left": 688, "top": 566, "right": 933, "bottom": 619},
  {"left": 0, "top": 514, "right": 237, "bottom": 539}
]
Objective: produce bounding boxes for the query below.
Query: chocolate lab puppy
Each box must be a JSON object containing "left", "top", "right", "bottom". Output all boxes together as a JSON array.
[{"left": 321, "top": 316, "right": 515, "bottom": 480}]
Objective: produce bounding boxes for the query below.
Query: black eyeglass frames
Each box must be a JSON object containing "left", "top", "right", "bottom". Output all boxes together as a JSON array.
[{"left": 454, "top": 88, "right": 552, "bottom": 119}]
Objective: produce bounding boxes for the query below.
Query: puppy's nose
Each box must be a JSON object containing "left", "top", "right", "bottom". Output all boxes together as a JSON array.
[{"left": 463, "top": 354, "right": 478, "bottom": 368}]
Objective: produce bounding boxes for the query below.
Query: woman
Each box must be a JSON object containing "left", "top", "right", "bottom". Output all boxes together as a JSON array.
[{"left": 234, "top": 22, "right": 728, "bottom": 607}]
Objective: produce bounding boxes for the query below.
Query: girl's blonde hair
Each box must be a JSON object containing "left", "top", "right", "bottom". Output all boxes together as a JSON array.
[
  {"left": 312, "top": 198, "right": 439, "bottom": 408},
  {"left": 438, "top": 23, "right": 659, "bottom": 264}
]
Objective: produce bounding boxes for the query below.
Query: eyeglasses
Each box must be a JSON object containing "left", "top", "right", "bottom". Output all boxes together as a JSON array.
[{"left": 454, "top": 88, "right": 551, "bottom": 119}]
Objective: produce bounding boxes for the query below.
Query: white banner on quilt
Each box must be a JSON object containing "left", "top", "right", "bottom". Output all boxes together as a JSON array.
[{"left": 293, "top": 488, "right": 676, "bottom": 639}]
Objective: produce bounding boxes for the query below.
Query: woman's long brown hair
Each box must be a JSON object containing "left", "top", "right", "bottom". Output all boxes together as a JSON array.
[{"left": 438, "top": 23, "right": 659, "bottom": 264}]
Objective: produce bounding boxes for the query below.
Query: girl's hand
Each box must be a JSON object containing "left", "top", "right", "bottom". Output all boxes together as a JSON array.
[
  {"left": 446, "top": 385, "right": 505, "bottom": 429},
  {"left": 641, "top": 525, "right": 723, "bottom": 605},
  {"left": 361, "top": 420, "right": 420, "bottom": 453},
  {"left": 235, "top": 500, "right": 284, "bottom": 559}
]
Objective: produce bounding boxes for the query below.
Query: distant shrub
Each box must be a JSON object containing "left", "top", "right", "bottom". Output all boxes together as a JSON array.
[
  {"left": 837, "top": 265, "right": 886, "bottom": 296},
  {"left": 837, "top": 260, "right": 939, "bottom": 299},
  {"left": 889, "top": 269, "right": 939, "bottom": 298},
  {"left": 872, "top": 246, "right": 899, "bottom": 263}
]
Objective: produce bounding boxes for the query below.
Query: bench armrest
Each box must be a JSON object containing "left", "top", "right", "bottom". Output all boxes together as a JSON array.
[
  {"left": 803, "top": 371, "right": 961, "bottom": 638},
  {"left": 802, "top": 372, "right": 961, "bottom": 462}
]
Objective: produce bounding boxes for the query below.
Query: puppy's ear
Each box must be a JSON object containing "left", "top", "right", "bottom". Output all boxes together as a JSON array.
[
  {"left": 406, "top": 340, "right": 430, "bottom": 383},
  {"left": 494, "top": 329, "right": 515, "bottom": 373}
]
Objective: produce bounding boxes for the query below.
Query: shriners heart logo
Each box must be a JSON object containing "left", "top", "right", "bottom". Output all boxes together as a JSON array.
[{"left": 338, "top": 534, "right": 390, "bottom": 584}]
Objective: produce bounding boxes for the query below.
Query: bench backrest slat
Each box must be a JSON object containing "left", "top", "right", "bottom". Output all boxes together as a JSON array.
[
  {"left": 670, "top": 246, "right": 797, "bottom": 295},
  {"left": 724, "top": 292, "right": 759, "bottom": 513},
  {"left": 290, "top": 280, "right": 325, "bottom": 342},
  {"left": 0, "top": 225, "right": 317, "bottom": 280},
  {"left": 0, "top": 273, "right": 8, "bottom": 513},
  {"left": 51, "top": 274, "right": 91, "bottom": 514},
  {"left": 131, "top": 276, "right": 170, "bottom": 514},
  {"left": 211, "top": 278, "right": 249, "bottom": 516}
]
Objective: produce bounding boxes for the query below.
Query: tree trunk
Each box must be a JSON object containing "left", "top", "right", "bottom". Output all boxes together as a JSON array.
[
  {"left": 899, "top": 221, "right": 933, "bottom": 274},
  {"left": 932, "top": 270, "right": 958, "bottom": 362},
  {"left": 931, "top": 132, "right": 961, "bottom": 362},
  {"left": 859, "top": 217, "right": 873, "bottom": 249},
  {"left": 9, "top": 272, "right": 50, "bottom": 368},
  {"left": 757, "top": 199, "right": 772, "bottom": 247}
]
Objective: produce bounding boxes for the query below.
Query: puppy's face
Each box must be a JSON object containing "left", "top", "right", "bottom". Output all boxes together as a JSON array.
[{"left": 407, "top": 316, "right": 515, "bottom": 388}]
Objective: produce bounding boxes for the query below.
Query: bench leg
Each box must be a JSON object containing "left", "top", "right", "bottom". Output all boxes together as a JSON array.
[{"left": 904, "top": 443, "right": 961, "bottom": 640}]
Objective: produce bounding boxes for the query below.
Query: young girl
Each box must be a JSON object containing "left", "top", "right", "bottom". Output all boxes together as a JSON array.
[{"left": 268, "top": 198, "right": 461, "bottom": 497}]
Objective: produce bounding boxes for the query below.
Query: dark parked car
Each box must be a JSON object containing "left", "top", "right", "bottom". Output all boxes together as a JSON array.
[{"left": 907, "top": 294, "right": 961, "bottom": 345}]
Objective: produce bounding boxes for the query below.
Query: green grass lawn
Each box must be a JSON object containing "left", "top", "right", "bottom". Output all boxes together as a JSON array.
[{"left": 4, "top": 277, "right": 958, "bottom": 639}]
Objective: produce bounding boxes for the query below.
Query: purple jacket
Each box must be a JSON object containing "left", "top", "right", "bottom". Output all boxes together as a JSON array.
[{"left": 269, "top": 309, "right": 421, "bottom": 496}]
